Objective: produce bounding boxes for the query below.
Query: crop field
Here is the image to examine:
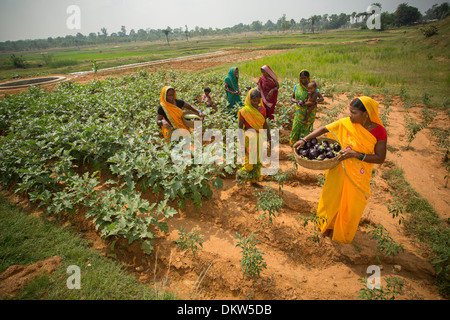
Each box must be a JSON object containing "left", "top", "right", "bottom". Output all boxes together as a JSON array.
[{"left": 0, "top": 19, "right": 449, "bottom": 300}]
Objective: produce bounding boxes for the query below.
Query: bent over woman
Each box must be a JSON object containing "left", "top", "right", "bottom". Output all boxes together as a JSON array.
[
  {"left": 293, "top": 96, "right": 387, "bottom": 244},
  {"left": 157, "top": 86, "right": 204, "bottom": 140}
]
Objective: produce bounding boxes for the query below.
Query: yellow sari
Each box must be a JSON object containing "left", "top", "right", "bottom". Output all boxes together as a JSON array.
[
  {"left": 317, "top": 96, "right": 384, "bottom": 244},
  {"left": 237, "top": 88, "right": 266, "bottom": 182},
  {"left": 159, "top": 86, "right": 192, "bottom": 140}
]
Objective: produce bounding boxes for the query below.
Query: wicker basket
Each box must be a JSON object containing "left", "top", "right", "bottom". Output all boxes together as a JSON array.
[
  {"left": 182, "top": 110, "right": 202, "bottom": 129},
  {"left": 293, "top": 137, "right": 341, "bottom": 170}
]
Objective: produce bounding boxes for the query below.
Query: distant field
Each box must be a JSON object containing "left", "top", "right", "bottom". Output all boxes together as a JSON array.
[
  {"left": 210, "top": 20, "right": 450, "bottom": 107},
  {"left": 0, "top": 27, "right": 406, "bottom": 78},
  {"left": 1, "top": 20, "right": 449, "bottom": 106}
]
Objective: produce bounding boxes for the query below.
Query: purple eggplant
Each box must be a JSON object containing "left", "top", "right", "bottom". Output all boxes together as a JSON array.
[
  {"left": 309, "top": 149, "right": 319, "bottom": 159},
  {"left": 301, "top": 149, "right": 309, "bottom": 158},
  {"left": 333, "top": 143, "right": 341, "bottom": 152},
  {"left": 326, "top": 151, "right": 335, "bottom": 158}
]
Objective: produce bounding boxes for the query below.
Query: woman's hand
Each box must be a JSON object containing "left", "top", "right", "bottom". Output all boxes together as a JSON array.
[
  {"left": 337, "top": 146, "right": 358, "bottom": 161},
  {"left": 199, "top": 111, "right": 206, "bottom": 120},
  {"left": 293, "top": 139, "right": 306, "bottom": 151},
  {"left": 161, "top": 119, "right": 172, "bottom": 130}
]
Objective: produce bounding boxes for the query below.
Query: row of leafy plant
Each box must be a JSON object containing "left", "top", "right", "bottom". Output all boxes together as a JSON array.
[{"left": 0, "top": 70, "right": 263, "bottom": 253}]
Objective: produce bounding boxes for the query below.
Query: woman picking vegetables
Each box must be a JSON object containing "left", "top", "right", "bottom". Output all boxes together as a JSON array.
[
  {"left": 236, "top": 88, "right": 271, "bottom": 189},
  {"left": 157, "top": 86, "right": 205, "bottom": 140},
  {"left": 293, "top": 96, "right": 387, "bottom": 244}
]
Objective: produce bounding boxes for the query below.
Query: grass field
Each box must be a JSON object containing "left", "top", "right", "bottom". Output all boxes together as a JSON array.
[
  {"left": 2, "top": 21, "right": 449, "bottom": 109},
  {"left": 0, "top": 195, "right": 176, "bottom": 300},
  {"left": 209, "top": 19, "right": 450, "bottom": 107}
]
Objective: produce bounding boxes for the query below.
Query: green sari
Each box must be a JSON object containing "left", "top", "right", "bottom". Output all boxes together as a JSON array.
[
  {"left": 289, "top": 69, "right": 316, "bottom": 146},
  {"left": 224, "top": 67, "right": 242, "bottom": 114}
]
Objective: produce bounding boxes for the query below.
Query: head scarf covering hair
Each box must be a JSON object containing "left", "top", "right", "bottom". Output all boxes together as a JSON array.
[
  {"left": 159, "top": 86, "right": 190, "bottom": 140},
  {"left": 261, "top": 65, "right": 278, "bottom": 83},
  {"left": 358, "top": 96, "right": 384, "bottom": 127},
  {"left": 238, "top": 88, "right": 266, "bottom": 131},
  {"left": 225, "top": 67, "right": 239, "bottom": 92}
]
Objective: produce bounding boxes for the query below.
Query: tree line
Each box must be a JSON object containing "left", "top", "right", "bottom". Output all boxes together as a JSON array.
[{"left": 1, "top": 2, "right": 448, "bottom": 52}]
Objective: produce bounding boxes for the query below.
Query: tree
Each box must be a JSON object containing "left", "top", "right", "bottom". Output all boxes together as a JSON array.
[
  {"left": 299, "top": 18, "right": 308, "bottom": 33},
  {"left": 100, "top": 27, "right": 108, "bottom": 37},
  {"left": 163, "top": 27, "right": 171, "bottom": 45},
  {"left": 309, "top": 15, "right": 321, "bottom": 33},
  {"left": 129, "top": 29, "right": 136, "bottom": 42},
  {"left": 277, "top": 14, "right": 287, "bottom": 31},
  {"left": 185, "top": 25, "right": 189, "bottom": 41},
  {"left": 395, "top": 3, "right": 422, "bottom": 26},
  {"left": 281, "top": 21, "right": 291, "bottom": 32},
  {"left": 380, "top": 12, "right": 397, "bottom": 30},
  {"left": 425, "top": 3, "right": 450, "bottom": 20},
  {"left": 264, "top": 20, "right": 276, "bottom": 32},
  {"left": 118, "top": 25, "right": 127, "bottom": 37},
  {"left": 250, "top": 20, "right": 263, "bottom": 32}
]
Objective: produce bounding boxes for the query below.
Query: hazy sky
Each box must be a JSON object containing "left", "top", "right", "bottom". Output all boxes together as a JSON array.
[{"left": 0, "top": 0, "right": 446, "bottom": 41}]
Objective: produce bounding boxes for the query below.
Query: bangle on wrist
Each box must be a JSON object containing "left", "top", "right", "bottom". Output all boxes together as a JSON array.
[
  {"left": 359, "top": 153, "right": 365, "bottom": 161},
  {"left": 300, "top": 138, "right": 307, "bottom": 143}
]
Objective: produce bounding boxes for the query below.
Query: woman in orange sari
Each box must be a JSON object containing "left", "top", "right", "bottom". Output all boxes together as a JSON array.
[
  {"left": 157, "top": 86, "right": 205, "bottom": 140},
  {"left": 293, "top": 96, "right": 387, "bottom": 244},
  {"left": 237, "top": 88, "right": 271, "bottom": 188}
]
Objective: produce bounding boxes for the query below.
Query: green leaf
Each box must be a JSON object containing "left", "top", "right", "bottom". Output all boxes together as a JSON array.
[
  {"left": 212, "top": 177, "right": 223, "bottom": 189},
  {"left": 141, "top": 240, "right": 154, "bottom": 254}
]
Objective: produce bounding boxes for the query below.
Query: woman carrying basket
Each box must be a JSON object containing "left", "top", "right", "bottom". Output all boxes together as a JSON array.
[{"left": 293, "top": 96, "right": 387, "bottom": 244}]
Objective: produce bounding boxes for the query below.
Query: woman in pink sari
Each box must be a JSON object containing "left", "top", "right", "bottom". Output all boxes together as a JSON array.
[{"left": 257, "top": 65, "right": 279, "bottom": 121}]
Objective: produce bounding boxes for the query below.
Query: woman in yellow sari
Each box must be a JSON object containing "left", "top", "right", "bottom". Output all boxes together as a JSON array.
[
  {"left": 293, "top": 96, "right": 387, "bottom": 244},
  {"left": 237, "top": 88, "right": 271, "bottom": 188},
  {"left": 157, "top": 86, "right": 205, "bottom": 140}
]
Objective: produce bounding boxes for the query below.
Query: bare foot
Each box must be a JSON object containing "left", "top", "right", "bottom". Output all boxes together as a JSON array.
[
  {"left": 320, "top": 229, "right": 332, "bottom": 239},
  {"left": 251, "top": 182, "right": 263, "bottom": 189}
]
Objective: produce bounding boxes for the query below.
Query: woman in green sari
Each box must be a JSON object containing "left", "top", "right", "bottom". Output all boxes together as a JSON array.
[
  {"left": 289, "top": 69, "right": 323, "bottom": 146},
  {"left": 224, "top": 67, "right": 242, "bottom": 115}
]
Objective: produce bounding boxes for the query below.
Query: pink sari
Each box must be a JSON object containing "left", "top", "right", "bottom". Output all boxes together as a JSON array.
[{"left": 257, "top": 65, "right": 278, "bottom": 120}]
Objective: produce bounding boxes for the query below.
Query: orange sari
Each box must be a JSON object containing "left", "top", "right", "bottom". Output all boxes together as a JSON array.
[
  {"left": 159, "top": 86, "right": 192, "bottom": 140},
  {"left": 237, "top": 88, "right": 266, "bottom": 182},
  {"left": 317, "top": 96, "right": 384, "bottom": 244}
]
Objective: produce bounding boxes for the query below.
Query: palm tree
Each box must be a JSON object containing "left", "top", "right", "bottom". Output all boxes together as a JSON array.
[
  {"left": 163, "top": 27, "right": 171, "bottom": 45},
  {"left": 309, "top": 15, "right": 320, "bottom": 33}
]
